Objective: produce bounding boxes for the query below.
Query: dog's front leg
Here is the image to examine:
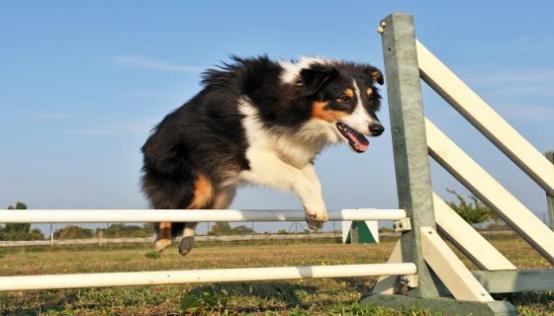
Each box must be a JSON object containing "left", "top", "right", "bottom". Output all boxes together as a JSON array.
[
  {"left": 240, "top": 152, "right": 327, "bottom": 230},
  {"left": 300, "top": 163, "right": 327, "bottom": 230}
]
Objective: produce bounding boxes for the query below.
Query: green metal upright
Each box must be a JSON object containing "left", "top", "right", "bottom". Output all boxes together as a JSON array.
[
  {"left": 377, "top": 12, "right": 439, "bottom": 299},
  {"left": 362, "top": 13, "right": 517, "bottom": 315}
]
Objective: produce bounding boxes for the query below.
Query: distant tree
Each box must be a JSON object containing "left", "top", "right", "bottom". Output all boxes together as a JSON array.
[
  {"left": 445, "top": 189, "right": 498, "bottom": 225},
  {"left": 0, "top": 202, "right": 44, "bottom": 241},
  {"left": 231, "top": 225, "right": 254, "bottom": 235},
  {"left": 96, "top": 224, "right": 153, "bottom": 238},
  {"left": 143, "top": 223, "right": 155, "bottom": 233},
  {"left": 5, "top": 202, "right": 30, "bottom": 235},
  {"left": 209, "top": 222, "right": 255, "bottom": 235},
  {"left": 209, "top": 222, "right": 234, "bottom": 235},
  {"left": 54, "top": 226, "right": 94, "bottom": 239}
]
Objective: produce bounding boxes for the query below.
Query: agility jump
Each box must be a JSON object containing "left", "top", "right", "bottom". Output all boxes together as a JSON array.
[{"left": 1, "top": 13, "right": 553, "bottom": 316}]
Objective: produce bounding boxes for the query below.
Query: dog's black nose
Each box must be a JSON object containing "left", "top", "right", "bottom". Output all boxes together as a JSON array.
[{"left": 369, "top": 123, "right": 384, "bottom": 136}]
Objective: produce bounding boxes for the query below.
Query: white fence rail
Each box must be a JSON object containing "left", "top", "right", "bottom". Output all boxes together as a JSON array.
[
  {"left": 416, "top": 40, "right": 554, "bottom": 196},
  {"left": 0, "top": 208, "right": 413, "bottom": 291},
  {"left": 0, "top": 208, "right": 406, "bottom": 223},
  {"left": 426, "top": 118, "right": 554, "bottom": 264},
  {"left": 0, "top": 232, "right": 348, "bottom": 248},
  {"left": 0, "top": 263, "right": 417, "bottom": 291}
]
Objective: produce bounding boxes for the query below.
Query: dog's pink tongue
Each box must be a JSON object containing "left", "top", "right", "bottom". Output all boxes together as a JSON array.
[
  {"left": 355, "top": 139, "right": 369, "bottom": 152},
  {"left": 345, "top": 130, "right": 369, "bottom": 153}
]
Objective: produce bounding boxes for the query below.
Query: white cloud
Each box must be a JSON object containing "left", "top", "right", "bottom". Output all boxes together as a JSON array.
[
  {"left": 424, "top": 66, "right": 554, "bottom": 123},
  {"left": 113, "top": 56, "right": 204, "bottom": 73},
  {"left": 453, "top": 67, "right": 554, "bottom": 99},
  {"left": 496, "top": 104, "right": 554, "bottom": 122},
  {"left": 33, "top": 112, "right": 72, "bottom": 120},
  {"left": 67, "top": 120, "right": 155, "bottom": 136},
  {"left": 462, "top": 68, "right": 554, "bottom": 86}
]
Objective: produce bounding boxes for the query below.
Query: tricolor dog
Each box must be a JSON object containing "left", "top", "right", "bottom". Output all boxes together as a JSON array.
[{"left": 141, "top": 56, "right": 385, "bottom": 255}]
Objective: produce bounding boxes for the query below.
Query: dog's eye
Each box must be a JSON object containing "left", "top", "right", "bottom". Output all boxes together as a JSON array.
[{"left": 337, "top": 95, "right": 351, "bottom": 103}]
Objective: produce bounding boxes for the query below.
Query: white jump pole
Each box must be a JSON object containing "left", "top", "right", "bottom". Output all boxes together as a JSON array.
[
  {"left": 0, "top": 263, "right": 417, "bottom": 291},
  {"left": 0, "top": 208, "right": 406, "bottom": 223}
]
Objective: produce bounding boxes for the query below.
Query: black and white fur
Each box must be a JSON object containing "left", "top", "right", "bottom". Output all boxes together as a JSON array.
[{"left": 141, "top": 56, "right": 384, "bottom": 255}]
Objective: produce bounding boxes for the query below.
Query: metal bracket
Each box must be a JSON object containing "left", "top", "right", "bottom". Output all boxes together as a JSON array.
[{"left": 394, "top": 217, "right": 412, "bottom": 232}]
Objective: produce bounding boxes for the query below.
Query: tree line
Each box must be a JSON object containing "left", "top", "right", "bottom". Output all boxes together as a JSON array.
[
  {"left": 0, "top": 202, "right": 255, "bottom": 241},
  {"left": 1, "top": 193, "right": 504, "bottom": 241},
  {"left": 0, "top": 202, "right": 154, "bottom": 241}
]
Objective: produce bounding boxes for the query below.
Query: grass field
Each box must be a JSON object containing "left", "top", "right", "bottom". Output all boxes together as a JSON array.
[{"left": 0, "top": 236, "right": 552, "bottom": 315}]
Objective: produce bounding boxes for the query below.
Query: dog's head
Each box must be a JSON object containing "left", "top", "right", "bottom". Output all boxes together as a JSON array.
[{"left": 294, "top": 60, "right": 384, "bottom": 153}]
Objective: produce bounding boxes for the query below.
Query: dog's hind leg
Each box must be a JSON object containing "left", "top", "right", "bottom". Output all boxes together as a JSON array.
[
  {"left": 144, "top": 170, "right": 199, "bottom": 254},
  {"left": 179, "top": 186, "right": 236, "bottom": 256},
  {"left": 178, "top": 222, "right": 198, "bottom": 256},
  {"left": 177, "top": 173, "right": 215, "bottom": 256},
  {"left": 155, "top": 222, "right": 173, "bottom": 251}
]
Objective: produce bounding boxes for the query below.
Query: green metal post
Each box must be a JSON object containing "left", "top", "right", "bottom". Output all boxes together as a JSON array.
[
  {"left": 378, "top": 12, "right": 439, "bottom": 298},
  {"left": 363, "top": 13, "right": 517, "bottom": 315}
]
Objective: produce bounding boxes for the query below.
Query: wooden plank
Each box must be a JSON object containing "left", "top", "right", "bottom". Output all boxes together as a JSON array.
[
  {"left": 473, "top": 270, "right": 554, "bottom": 294},
  {"left": 546, "top": 151, "right": 554, "bottom": 230},
  {"left": 420, "top": 227, "right": 494, "bottom": 302},
  {"left": 379, "top": 12, "right": 440, "bottom": 298},
  {"left": 426, "top": 119, "right": 554, "bottom": 264},
  {"left": 372, "top": 240, "right": 402, "bottom": 295},
  {"left": 433, "top": 193, "right": 516, "bottom": 271},
  {"left": 416, "top": 40, "right": 554, "bottom": 196}
]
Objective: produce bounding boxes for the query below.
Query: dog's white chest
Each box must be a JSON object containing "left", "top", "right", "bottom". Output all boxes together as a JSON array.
[
  {"left": 239, "top": 98, "right": 325, "bottom": 168},
  {"left": 268, "top": 132, "right": 321, "bottom": 167}
]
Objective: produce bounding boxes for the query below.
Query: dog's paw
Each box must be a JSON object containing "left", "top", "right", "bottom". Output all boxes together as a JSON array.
[
  {"left": 154, "top": 238, "right": 172, "bottom": 252},
  {"left": 178, "top": 236, "right": 195, "bottom": 257},
  {"left": 305, "top": 209, "right": 328, "bottom": 231}
]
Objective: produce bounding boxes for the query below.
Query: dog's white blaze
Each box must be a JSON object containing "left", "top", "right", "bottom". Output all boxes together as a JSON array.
[
  {"left": 238, "top": 97, "right": 327, "bottom": 168},
  {"left": 279, "top": 56, "right": 331, "bottom": 84},
  {"left": 339, "top": 80, "right": 372, "bottom": 136},
  {"left": 238, "top": 97, "right": 327, "bottom": 221}
]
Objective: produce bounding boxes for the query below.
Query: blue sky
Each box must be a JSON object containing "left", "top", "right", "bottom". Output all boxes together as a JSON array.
[{"left": 1, "top": 1, "right": 553, "bottom": 232}]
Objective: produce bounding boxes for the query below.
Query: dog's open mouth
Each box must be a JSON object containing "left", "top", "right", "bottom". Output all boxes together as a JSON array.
[{"left": 336, "top": 122, "right": 369, "bottom": 153}]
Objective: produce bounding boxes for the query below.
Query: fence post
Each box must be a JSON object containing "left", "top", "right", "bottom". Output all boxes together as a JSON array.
[
  {"left": 378, "top": 12, "right": 439, "bottom": 298},
  {"left": 546, "top": 151, "right": 554, "bottom": 230},
  {"left": 49, "top": 223, "right": 54, "bottom": 247}
]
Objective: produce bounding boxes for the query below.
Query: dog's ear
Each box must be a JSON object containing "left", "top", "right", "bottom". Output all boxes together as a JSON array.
[
  {"left": 364, "top": 66, "right": 384, "bottom": 85},
  {"left": 299, "top": 65, "right": 339, "bottom": 96}
]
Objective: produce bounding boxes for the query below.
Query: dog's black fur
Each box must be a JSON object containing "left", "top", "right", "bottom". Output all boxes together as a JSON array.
[{"left": 141, "top": 56, "right": 383, "bottom": 239}]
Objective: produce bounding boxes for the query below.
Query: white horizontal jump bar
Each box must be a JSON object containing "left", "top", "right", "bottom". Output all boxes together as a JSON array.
[
  {"left": 0, "top": 263, "right": 416, "bottom": 291},
  {"left": 0, "top": 208, "right": 406, "bottom": 223}
]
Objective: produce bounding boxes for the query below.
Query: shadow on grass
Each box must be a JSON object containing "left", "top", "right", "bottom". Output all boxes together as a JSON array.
[
  {"left": 495, "top": 291, "right": 554, "bottom": 305},
  {"left": 342, "top": 277, "right": 376, "bottom": 296},
  {"left": 180, "top": 282, "right": 320, "bottom": 313},
  {"left": 1, "top": 290, "right": 82, "bottom": 316}
]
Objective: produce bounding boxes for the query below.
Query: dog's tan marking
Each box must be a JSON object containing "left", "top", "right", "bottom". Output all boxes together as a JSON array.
[
  {"left": 343, "top": 88, "right": 354, "bottom": 98},
  {"left": 371, "top": 69, "right": 384, "bottom": 85},
  {"left": 159, "top": 222, "right": 171, "bottom": 231},
  {"left": 155, "top": 222, "right": 172, "bottom": 252},
  {"left": 367, "top": 87, "right": 373, "bottom": 96},
  {"left": 311, "top": 101, "right": 347, "bottom": 122},
  {"left": 188, "top": 173, "right": 214, "bottom": 208},
  {"left": 158, "top": 222, "right": 171, "bottom": 238}
]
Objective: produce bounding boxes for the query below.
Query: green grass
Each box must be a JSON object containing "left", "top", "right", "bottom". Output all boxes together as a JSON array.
[{"left": 0, "top": 236, "right": 552, "bottom": 315}]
